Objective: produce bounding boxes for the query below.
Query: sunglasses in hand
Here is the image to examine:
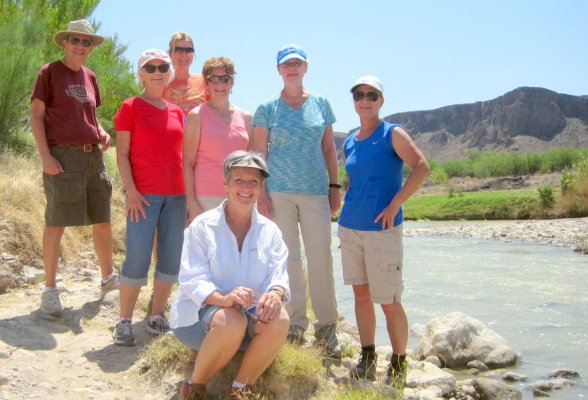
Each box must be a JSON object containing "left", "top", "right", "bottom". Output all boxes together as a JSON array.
[{"left": 236, "top": 304, "right": 268, "bottom": 324}]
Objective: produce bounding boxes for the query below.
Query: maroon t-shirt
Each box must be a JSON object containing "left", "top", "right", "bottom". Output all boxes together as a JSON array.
[{"left": 31, "top": 61, "right": 102, "bottom": 146}]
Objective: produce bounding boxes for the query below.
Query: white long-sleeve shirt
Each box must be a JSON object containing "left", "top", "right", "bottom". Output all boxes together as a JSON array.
[{"left": 170, "top": 202, "right": 290, "bottom": 329}]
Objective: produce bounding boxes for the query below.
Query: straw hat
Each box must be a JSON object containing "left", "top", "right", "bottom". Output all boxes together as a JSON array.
[{"left": 53, "top": 19, "right": 105, "bottom": 47}]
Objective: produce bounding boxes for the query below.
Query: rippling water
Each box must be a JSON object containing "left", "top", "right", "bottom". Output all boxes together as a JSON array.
[{"left": 330, "top": 221, "right": 588, "bottom": 399}]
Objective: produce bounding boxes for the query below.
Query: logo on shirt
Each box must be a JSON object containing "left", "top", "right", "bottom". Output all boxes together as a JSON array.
[{"left": 65, "top": 85, "right": 92, "bottom": 103}]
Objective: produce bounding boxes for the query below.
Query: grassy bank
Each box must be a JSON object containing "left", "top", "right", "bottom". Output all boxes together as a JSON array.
[{"left": 404, "top": 189, "right": 543, "bottom": 220}]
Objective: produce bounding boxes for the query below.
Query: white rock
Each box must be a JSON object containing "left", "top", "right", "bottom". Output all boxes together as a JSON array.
[
  {"left": 406, "top": 361, "right": 456, "bottom": 396},
  {"left": 413, "top": 312, "right": 518, "bottom": 369}
]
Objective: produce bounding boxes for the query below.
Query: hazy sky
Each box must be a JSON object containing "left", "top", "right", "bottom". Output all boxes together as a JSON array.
[{"left": 91, "top": 0, "right": 588, "bottom": 132}]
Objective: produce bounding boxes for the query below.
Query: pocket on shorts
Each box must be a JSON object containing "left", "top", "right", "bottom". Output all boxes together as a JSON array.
[
  {"left": 97, "top": 170, "right": 113, "bottom": 201},
  {"left": 51, "top": 172, "right": 83, "bottom": 205}
]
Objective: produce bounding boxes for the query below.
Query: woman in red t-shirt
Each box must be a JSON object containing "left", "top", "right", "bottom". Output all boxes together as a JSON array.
[{"left": 112, "top": 49, "right": 186, "bottom": 346}]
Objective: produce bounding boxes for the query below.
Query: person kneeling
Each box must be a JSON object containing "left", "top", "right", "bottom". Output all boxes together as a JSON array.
[{"left": 170, "top": 151, "right": 290, "bottom": 399}]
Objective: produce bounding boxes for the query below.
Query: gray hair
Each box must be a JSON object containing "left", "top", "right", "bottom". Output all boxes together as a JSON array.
[{"left": 223, "top": 150, "right": 270, "bottom": 181}]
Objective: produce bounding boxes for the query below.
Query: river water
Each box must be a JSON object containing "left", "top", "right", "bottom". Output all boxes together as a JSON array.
[{"left": 329, "top": 221, "right": 588, "bottom": 399}]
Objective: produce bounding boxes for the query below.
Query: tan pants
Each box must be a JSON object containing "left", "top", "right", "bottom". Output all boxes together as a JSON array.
[{"left": 270, "top": 192, "right": 338, "bottom": 329}]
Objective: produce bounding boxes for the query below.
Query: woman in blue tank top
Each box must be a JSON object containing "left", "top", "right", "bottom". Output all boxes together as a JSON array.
[{"left": 338, "top": 76, "right": 429, "bottom": 385}]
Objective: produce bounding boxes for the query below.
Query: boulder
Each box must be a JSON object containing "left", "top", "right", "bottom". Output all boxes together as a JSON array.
[
  {"left": 413, "top": 312, "right": 519, "bottom": 369},
  {"left": 405, "top": 360, "right": 456, "bottom": 396},
  {"left": 472, "top": 377, "right": 522, "bottom": 400}
]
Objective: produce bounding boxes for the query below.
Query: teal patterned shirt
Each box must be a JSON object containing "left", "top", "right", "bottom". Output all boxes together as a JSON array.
[{"left": 252, "top": 93, "right": 336, "bottom": 195}]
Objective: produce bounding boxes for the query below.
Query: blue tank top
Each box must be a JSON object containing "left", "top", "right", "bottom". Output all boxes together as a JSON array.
[{"left": 338, "top": 121, "right": 404, "bottom": 231}]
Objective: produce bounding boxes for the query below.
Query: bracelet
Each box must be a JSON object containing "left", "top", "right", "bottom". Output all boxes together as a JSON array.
[
  {"left": 187, "top": 200, "right": 199, "bottom": 208},
  {"left": 268, "top": 288, "right": 284, "bottom": 301},
  {"left": 329, "top": 183, "right": 342, "bottom": 189}
]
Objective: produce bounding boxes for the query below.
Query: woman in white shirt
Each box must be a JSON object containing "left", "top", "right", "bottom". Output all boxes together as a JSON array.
[{"left": 170, "top": 150, "right": 290, "bottom": 400}]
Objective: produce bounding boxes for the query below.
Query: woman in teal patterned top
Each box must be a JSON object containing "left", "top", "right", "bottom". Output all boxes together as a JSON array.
[{"left": 251, "top": 43, "right": 341, "bottom": 358}]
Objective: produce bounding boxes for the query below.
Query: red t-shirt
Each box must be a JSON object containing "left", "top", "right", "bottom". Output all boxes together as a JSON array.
[
  {"left": 114, "top": 97, "right": 185, "bottom": 195},
  {"left": 31, "top": 61, "right": 102, "bottom": 146}
]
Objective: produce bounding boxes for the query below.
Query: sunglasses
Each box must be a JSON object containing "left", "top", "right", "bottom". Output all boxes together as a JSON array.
[
  {"left": 174, "top": 46, "right": 195, "bottom": 54},
  {"left": 207, "top": 74, "right": 232, "bottom": 84},
  {"left": 352, "top": 91, "right": 380, "bottom": 102},
  {"left": 142, "top": 64, "right": 170, "bottom": 73},
  {"left": 236, "top": 304, "right": 268, "bottom": 324},
  {"left": 68, "top": 37, "right": 93, "bottom": 47}
]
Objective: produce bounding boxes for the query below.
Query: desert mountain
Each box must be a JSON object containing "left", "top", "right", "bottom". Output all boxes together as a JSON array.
[{"left": 338, "top": 87, "right": 588, "bottom": 162}]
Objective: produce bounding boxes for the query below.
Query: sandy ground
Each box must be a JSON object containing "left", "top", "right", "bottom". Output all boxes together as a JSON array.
[{"left": 0, "top": 272, "right": 176, "bottom": 400}]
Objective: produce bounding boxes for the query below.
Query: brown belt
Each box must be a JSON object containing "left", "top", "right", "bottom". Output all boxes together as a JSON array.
[{"left": 51, "top": 143, "right": 97, "bottom": 152}]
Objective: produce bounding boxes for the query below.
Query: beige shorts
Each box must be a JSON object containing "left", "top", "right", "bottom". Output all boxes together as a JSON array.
[{"left": 338, "top": 224, "right": 404, "bottom": 304}]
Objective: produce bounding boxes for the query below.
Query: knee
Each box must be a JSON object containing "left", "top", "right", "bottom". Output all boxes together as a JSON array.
[
  {"left": 353, "top": 285, "right": 372, "bottom": 303},
  {"left": 212, "top": 308, "right": 248, "bottom": 333}
]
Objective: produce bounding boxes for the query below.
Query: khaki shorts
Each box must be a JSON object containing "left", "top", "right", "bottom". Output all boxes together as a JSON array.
[
  {"left": 338, "top": 224, "right": 404, "bottom": 304},
  {"left": 43, "top": 146, "right": 112, "bottom": 227}
]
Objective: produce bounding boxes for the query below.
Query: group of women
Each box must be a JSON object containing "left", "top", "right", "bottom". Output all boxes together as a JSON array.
[{"left": 112, "top": 32, "right": 429, "bottom": 399}]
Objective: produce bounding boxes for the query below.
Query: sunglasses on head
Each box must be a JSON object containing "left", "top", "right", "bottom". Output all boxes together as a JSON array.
[
  {"left": 68, "top": 37, "right": 93, "bottom": 47},
  {"left": 174, "top": 46, "right": 194, "bottom": 54},
  {"left": 142, "top": 64, "right": 170, "bottom": 73},
  {"left": 207, "top": 74, "right": 232, "bottom": 84},
  {"left": 352, "top": 91, "right": 380, "bottom": 102}
]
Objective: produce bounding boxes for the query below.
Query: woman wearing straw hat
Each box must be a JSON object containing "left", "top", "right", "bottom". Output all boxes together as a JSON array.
[{"left": 30, "top": 19, "right": 118, "bottom": 317}]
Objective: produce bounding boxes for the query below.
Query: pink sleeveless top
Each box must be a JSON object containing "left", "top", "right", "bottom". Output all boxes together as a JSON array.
[{"left": 194, "top": 103, "right": 249, "bottom": 196}]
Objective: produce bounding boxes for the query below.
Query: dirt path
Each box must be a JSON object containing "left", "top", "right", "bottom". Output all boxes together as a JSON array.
[{"left": 0, "top": 271, "right": 175, "bottom": 400}]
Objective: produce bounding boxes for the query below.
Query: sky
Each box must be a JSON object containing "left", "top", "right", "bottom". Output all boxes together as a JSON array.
[{"left": 91, "top": 0, "right": 588, "bottom": 133}]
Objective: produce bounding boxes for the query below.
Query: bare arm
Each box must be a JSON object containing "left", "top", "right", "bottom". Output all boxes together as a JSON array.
[
  {"left": 249, "top": 125, "right": 273, "bottom": 218},
  {"left": 97, "top": 122, "right": 111, "bottom": 152},
  {"left": 375, "top": 126, "right": 430, "bottom": 229},
  {"left": 183, "top": 108, "right": 204, "bottom": 222},
  {"left": 115, "top": 130, "right": 150, "bottom": 222},
  {"left": 321, "top": 125, "right": 341, "bottom": 216},
  {"left": 30, "top": 98, "right": 63, "bottom": 175}
]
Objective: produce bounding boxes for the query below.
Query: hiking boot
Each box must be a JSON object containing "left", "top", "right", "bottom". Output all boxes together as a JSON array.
[
  {"left": 384, "top": 354, "right": 407, "bottom": 387},
  {"left": 40, "top": 287, "right": 63, "bottom": 316},
  {"left": 180, "top": 382, "right": 206, "bottom": 400},
  {"left": 100, "top": 273, "right": 119, "bottom": 297},
  {"left": 286, "top": 325, "right": 305, "bottom": 345},
  {"left": 113, "top": 319, "right": 136, "bottom": 346},
  {"left": 350, "top": 348, "right": 378, "bottom": 381},
  {"left": 228, "top": 385, "right": 255, "bottom": 399},
  {"left": 146, "top": 314, "right": 171, "bottom": 335},
  {"left": 314, "top": 322, "right": 341, "bottom": 359}
]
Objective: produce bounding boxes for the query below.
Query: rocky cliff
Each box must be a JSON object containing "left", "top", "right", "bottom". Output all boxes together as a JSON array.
[{"left": 352, "top": 87, "right": 588, "bottom": 162}]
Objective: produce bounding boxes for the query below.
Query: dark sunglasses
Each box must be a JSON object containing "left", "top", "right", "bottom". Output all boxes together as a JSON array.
[
  {"left": 236, "top": 304, "right": 268, "bottom": 324},
  {"left": 174, "top": 46, "right": 195, "bottom": 54},
  {"left": 207, "top": 74, "right": 232, "bottom": 84},
  {"left": 142, "top": 64, "right": 170, "bottom": 73},
  {"left": 68, "top": 37, "right": 93, "bottom": 47},
  {"left": 353, "top": 91, "right": 380, "bottom": 102}
]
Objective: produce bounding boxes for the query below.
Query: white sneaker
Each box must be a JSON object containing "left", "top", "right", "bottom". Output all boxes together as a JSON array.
[
  {"left": 100, "top": 273, "right": 119, "bottom": 297},
  {"left": 40, "top": 288, "right": 63, "bottom": 316}
]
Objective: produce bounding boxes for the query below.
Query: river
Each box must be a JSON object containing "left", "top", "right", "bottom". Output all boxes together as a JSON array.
[{"left": 329, "top": 221, "right": 588, "bottom": 399}]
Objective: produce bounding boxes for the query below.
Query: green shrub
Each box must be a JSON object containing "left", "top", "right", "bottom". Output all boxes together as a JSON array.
[
  {"left": 538, "top": 185, "right": 555, "bottom": 209},
  {"left": 429, "top": 167, "right": 449, "bottom": 184}
]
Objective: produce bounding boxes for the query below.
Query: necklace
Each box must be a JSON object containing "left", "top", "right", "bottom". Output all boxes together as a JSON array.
[{"left": 140, "top": 94, "right": 166, "bottom": 109}]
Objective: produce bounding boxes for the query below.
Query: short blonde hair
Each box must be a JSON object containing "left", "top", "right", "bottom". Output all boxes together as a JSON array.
[
  {"left": 168, "top": 32, "right": 194, "bottom": 54},
  {"left": 202, "top": 56, "right": 236, "bottom": 78}
]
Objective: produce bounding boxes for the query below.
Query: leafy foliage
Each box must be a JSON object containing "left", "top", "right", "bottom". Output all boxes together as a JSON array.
[{"left": 0, "top": 0, "right": 138, "bottom": 153}]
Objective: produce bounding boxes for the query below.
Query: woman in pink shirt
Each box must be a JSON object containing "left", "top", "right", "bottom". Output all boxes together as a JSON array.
[{"left": 184, "top": 56, "right": 252, "bottom": 223}]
